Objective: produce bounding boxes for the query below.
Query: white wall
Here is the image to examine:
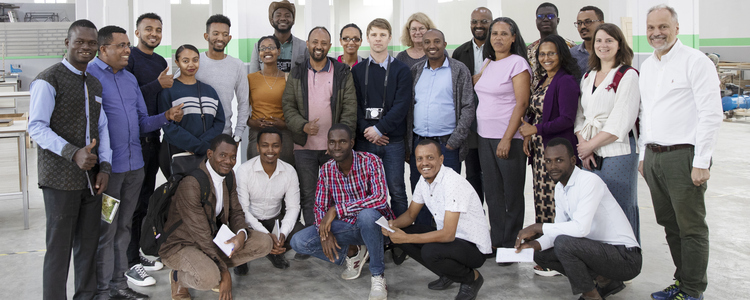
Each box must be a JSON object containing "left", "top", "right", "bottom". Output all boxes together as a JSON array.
[{"left": 170, "top": 1, "right": 211, "bottom": 51}]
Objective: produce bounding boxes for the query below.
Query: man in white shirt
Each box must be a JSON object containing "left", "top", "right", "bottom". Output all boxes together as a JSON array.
[
  {"left": 516, "top": 138, "right": 641, "bottom": 300},
  {"left": 235, "top": 127, "right": 303, "bottom": 274},
  {"left": 637, "top": 5, "right": 722, "bottom": 300},
  {"left": 383, "top": 139, "right": 491, "bottom": 300}
]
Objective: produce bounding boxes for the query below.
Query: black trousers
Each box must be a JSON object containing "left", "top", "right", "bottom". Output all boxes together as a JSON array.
[
  {"left": 534, "top": 235, "right": 642, "bottom": 295},
  {"left": 42, "top": 187, "right": 101, "bottom": 300},
  {"left": 397, "top": 224, "right": 485, "bottom": 284},
  {"left": 128, "top": 137, "right": 161, "bottom": 266},
  {"left": 257, "top": 209, "right": 305, "bottom": 251}
]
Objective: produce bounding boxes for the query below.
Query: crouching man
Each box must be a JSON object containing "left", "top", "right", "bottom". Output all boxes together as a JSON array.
[
  {"left": 160, "top": 134, "right": 273, "bottom": 300},
  {"left": 383, "top": 139, "right": 491, "bottom": 300},
  {"left": 515, "top": 138, "right": 642, "bottom": 300}
]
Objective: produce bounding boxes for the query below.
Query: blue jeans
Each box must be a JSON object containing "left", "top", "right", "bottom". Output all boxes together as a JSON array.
[
  {"left": 355, "top": 139, "right": 408, "bottom": 217},
  {"left": 290, "top": 208, "right": 385, "bottom": 276},
  {"left": 409, "top": 135, "right": 461, "bottom": 226}
]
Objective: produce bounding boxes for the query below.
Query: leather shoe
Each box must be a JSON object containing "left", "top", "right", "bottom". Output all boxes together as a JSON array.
[
  {"left": 428, "top": 275, "right": 454, "bottom": 290},
  {"left": 267, "top": 254, "right": 290, "bottom": 269},
  {"left": 170, "top": 270, "right": 191, "bottom": 300},
  {"left": 234, "top": 263, "right": 249, "bottom": 276},
  {"left": 597, "top": 280, "right": 625, "bottom": 298},
  {"left": 294, "top": 252, "right": 310, "bottom": 260},
  {"left": 109, "top": 287, "right": 149, "bottom": 300},
  {"left": 455, "top": 272, "right": 483, "bottom": 300},
  {"left": 392, "top": 247, "right": 408, "bottom": 265}
]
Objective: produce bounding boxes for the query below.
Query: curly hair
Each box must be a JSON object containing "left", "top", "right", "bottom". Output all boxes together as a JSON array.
[{"left": 535, "top": 34, "right": 580, "bottom": 80}]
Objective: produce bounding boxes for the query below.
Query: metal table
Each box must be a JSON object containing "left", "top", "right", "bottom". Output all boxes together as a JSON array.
[
  {"left": 0, "top": 120, "right": 29, "bottom": 229},
  {"left": 0, "top": 91, "right": 30, "bottom": 114}
]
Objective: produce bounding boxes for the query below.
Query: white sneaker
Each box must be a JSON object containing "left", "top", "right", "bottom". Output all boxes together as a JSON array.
[
  {"left": 341, "top": 246, "right": 369, "bottom": 280},
  {"left": 369, "top": 275, "right": 387, "bottom": 300},
  {"left": 140, "top": 254, "right": 164, "bottom": 271},
  {"left": 125, "top": 264, "right": 156, "bottom": 287}
]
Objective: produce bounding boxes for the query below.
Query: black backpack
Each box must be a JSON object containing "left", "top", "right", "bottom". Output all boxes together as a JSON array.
[{"left": 140, "top": 168, "right": 224, "bottom": 256}]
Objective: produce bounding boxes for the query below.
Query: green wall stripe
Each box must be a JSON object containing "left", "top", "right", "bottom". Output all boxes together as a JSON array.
[
  {"left": 700, "top": 37, "right": 750, "bottom": 47},
  {"left": 154, "top": 45, "right": 172, "bottom": 60},
  {"left": 633, "top": 34, "right": 700, "bottom": 53}
]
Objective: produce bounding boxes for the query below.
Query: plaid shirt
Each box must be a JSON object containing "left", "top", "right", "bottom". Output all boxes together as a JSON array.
[{"left": 314, "top": 151, "right": 395, "bottom": 229}]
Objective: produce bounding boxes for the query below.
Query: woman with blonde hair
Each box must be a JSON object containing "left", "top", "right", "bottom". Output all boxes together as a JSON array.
[{"left": 396, "top": 12, "right": 436, "bottom": 68}]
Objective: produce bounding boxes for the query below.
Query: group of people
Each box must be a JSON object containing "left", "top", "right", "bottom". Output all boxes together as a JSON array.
[{"left": 27, "top": 1, "right": 722, "bottom": 300}]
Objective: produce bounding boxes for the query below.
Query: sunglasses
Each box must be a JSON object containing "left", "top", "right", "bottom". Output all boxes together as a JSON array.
[{"left": 537, "top": 13, "right": 557, "bottom": 20}]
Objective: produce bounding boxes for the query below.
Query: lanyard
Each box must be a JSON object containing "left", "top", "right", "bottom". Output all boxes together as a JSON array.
[{"left": 363, "top": 56, "right": 391, "bottom": 108}]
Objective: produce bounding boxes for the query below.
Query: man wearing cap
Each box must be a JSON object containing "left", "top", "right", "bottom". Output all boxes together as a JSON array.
[{"left": 250, "top": 0, "right": 309, "bottom": 74}]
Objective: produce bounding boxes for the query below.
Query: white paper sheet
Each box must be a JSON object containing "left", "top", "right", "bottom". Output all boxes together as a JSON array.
[
  {"left": 213, "top": 224, "right": 236, "bottom": 257},
  {"left": 376, "top": 216, "right": 395, "bottom": 233},
  {"left": 272, "top": 219, "right": 281, "bottom": 240},
  {"left": 496, "top": 248, "right": 535, "bottom": 263}
]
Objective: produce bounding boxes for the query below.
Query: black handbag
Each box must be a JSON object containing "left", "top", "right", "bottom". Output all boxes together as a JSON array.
[{"left": 591, "top": 153, "right": 604, "bottom": 171}]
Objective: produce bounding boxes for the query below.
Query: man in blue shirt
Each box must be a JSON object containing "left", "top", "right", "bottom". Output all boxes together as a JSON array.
[
  {"left": 570, "top": 6, "right": 604, "bottom": 81},
  {"left": 87, "top": 25, "right": 182, "bottom": 300},
  {"left": 28, "top": 19, "right": 112, "bottom": 300},
  {"left": 407, "top": 29, "right": 475, "bottom": 226},
  {"left": 125, "top": 12, "right": 173, "bottom": 286}
]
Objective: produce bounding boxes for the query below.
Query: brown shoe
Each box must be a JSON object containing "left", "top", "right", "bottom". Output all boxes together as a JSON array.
[{"left": 171, "top": 270, "right": 191, "bottom": 300}]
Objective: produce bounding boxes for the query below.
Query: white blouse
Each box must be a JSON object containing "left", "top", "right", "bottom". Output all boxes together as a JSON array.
[{"left": 575, "top": 65, "right": 641, "bottom": 157}]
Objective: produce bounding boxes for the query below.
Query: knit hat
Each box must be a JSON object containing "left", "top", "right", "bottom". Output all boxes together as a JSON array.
[{"left": 268, "top": 0, "right": 296, "bottom": 25}]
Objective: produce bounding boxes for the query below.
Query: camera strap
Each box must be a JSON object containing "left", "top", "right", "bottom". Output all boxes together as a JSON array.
[{"left": 364, "top": 56, "right": 390, "bottom": 109}]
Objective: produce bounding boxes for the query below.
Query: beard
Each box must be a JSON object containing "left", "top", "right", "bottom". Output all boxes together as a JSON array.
[
  {"left": 472, "top": 27, "right": 487, "bottom": 41},
  {"left": 272, "top": 23, "right": 292, "bottom": 34},
  {"left": 310, "top": 49, "right": 327, "bottom": 62},
  {"left": 139, "top": 37, "right": 159, "bottom": 50}
]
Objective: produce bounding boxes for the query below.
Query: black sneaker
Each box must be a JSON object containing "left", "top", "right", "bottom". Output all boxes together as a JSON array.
[
  {"left": 234, "top": 263, "right": 249, "bottom": 275},
  {"left": 267, "top": 254, "right": 290, "bottom": 269},
  {"left": 392, "top": 247, "right": 408, "bottom": 265},
  {"left": 125, "top": 264, "right": 156, "bottom": 287},
  {"left": 294, "top": 252, "right": 311, "bottom": 260},
  {"left": 455, "top": 272, "right": 483, "bottom": 300},
  {"left": 109, "top": 287, "right": 149, "bottom": 300},
  {"left": 139, "top": 254, "right": 163, "bottom": 271},
  {"left": 428, "top": 275, "right": 454, "bottom": 290}
]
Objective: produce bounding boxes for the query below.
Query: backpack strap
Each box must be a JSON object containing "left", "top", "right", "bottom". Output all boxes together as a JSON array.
[
  {"left": 188, "top": 168, "right": 218, "bottom": 235},
  {"left": 612, "top": 65, "right": 639, "bottom": 93}
]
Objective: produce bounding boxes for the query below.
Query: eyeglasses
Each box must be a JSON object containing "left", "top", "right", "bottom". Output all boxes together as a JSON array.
[
  {"left": 259, "top": 46, "right": 278, "bottom": 52},
  {"left": 471, "top": 19, "right": 491, "bottom": 25},
  {"left": 574, "top": 19, "right": 601, "bottom": 27},
  {"left": 409, "top": 27, "right": 427, "bottom": 33},
  {"left": 341, "top": 37, "right": 361, "bottom": 43},
  {"left": 102, "top": 42, "right": 130, "bottom": 50},
  {"left": 537, "top": 13, "right": 556, "bottom": 20},
  {"left": 538, "top": 52, "right": 557, "bottom": 58}
]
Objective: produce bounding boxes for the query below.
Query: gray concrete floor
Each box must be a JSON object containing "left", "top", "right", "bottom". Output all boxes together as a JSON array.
[{"left": 1, "top": 117, "right": 749, "bottom": 299}]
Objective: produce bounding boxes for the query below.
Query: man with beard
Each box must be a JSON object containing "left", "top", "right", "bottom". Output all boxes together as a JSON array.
[
  {"left": 570, "top": 6, "right": 604, "bottom": 80},
  {"left": 29, "top": 19, "right": 112, "bottom": 300},
  {"left": 527, "top": 2, "right": 577, "bottom": 86},
  {"left": 639, "top": 5, "right": 722, "bottom": 300},
  {"left": 196, "top": 14, "right": 250, "bottom": 143},
  {"left": 281, "top": 27, "right": 357, "bottom": 238},
  {"left": 125, "top": 12, "right": 171, "bottom": 286},
  {"left": 451, "top": 7, "right": 492, "bottom": 205},
  {"left": 290, "top": 124, "right": 393, "bottom": 300},
  {"left": 250, "top": 0, "right": 309, "bottom": 74},
  {"left": 516, "top": 138, "right": 641, "bottom": 300}
]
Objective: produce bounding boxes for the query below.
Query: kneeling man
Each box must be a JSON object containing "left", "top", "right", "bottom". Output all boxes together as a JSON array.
[
  {"left": 160, "top": 134, "right": 273, "bottom": 299},
  {"left": 383, "top": 139, "right": 491, "bottom": 300},
  {"left": 291, "top": 124, "right": 394, "bottom": 300},
  {"left": 515, "top": 138, "right": 642, "bottom": 300}
]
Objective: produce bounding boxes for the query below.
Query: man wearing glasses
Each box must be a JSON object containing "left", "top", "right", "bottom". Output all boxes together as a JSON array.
[
  {"left": 571, "top": 6, "right": 604, "bottom": 80},
  {"left": 527, "top": 2, "right": 577, "bottom": 86},
  {"left": 451, "top": 7, "right": 493, "bottom": 206},
  {"left": 87, "top": 26, "right": 183, "bottom": 300}
]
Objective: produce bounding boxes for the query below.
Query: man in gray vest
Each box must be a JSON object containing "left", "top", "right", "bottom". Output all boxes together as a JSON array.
[{"left": 28, "top": 19, "right": 113, "bottom": 300}]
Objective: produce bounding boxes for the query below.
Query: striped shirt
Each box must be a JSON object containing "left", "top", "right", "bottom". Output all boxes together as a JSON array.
[{"left": 314, "top": 151, "right": 395, "bottom": 229}]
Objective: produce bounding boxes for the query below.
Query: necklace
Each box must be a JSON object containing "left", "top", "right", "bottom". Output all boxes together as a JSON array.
[{"left": 262, "top": 69, "right": 281, "bottom": 89}]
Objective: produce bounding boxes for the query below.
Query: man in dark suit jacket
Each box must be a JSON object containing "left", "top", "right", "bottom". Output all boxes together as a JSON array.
[{"left": 451, "top": 7, "right": 492, "bottom": 204}]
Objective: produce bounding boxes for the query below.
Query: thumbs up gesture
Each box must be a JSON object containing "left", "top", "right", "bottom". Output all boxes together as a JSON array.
[
  {"left": 304, "top": 118, "right": 320, "bottom": 136},
  {"left": 74, "top": 139, "right": 99, "bottom": 170},
  {"left": 166, "top": 103, "right": 185, "bottom": 122},
  {"left": 158, "top": 67, "right": 174, "bottom": 89}
]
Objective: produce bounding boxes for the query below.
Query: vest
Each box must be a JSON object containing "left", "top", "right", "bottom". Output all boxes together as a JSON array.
[{"left": 34, "top": 62, "right": 107, "bottom": 190}]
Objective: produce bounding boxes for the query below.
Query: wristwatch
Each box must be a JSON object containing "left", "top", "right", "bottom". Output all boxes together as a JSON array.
[{"left": 233, "top": 135, "right": 242, "bottom": 143}]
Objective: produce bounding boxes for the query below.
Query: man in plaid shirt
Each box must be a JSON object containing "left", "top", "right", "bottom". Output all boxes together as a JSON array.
[{"left": 291, "top": 124, "right": 394, "bottom": 300}]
